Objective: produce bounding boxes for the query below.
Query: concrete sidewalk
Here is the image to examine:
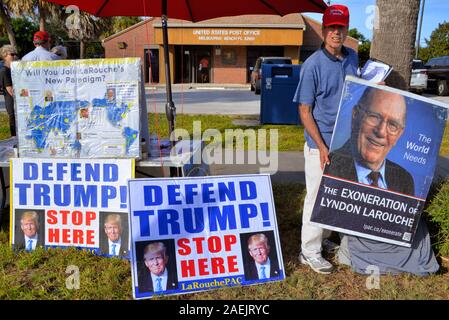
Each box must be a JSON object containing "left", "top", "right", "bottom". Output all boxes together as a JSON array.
[
  {"left": 209, "top": 150, "right": 449, "bottom": 185},
  {"left": 209, "top": 151, "right": 305, "bottom": 184},
  {"left": 145, "top": 83, "right": 251, "bottom": 91}
]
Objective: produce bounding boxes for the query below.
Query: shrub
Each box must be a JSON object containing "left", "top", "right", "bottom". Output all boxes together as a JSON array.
[{"left": 425, "top": 178, "right": 449, "bottom": 257}]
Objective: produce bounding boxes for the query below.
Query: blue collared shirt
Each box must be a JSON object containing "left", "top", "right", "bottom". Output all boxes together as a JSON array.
[
  {"left": 354, "top": 160, "right": 387, "bottom": 189},
  {"left": 108, "top": 238, "right": 121, "bottom": 256},
  {"left": 255, "top": 258, "right": 271, "bottom": 279},
  {"left": 24, "top": 234, "right": 38, "bottom": 251},
  {"left": 293, "top": 45, "right": 359, "bottom": 149},
  {"left": 151, "top": 269, "right": 168, "bottom": 292}
]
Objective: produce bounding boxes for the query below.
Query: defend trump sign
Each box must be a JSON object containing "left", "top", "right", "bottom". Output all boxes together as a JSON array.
[
  {"left": 11, "top": 158, "right": 133, "bottom": 258},
  {"left": 128, "top": 174, "right": 285, "bottom": 299}
]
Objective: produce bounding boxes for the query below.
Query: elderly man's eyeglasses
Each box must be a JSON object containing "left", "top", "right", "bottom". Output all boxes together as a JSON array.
[
  {"left": 360, "top": 108, "right": 404, "bottom": 135},
  {"left": 9, "top": 53, "right": 17, "bottom": 56}
]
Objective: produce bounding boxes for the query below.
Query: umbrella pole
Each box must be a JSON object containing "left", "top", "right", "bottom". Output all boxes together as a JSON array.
[
  {"left": 161, "top": 0, "right": 181, "bottom": 177},
  {"left": 162, "top": 15, "right": 175, "bottom": 137}
]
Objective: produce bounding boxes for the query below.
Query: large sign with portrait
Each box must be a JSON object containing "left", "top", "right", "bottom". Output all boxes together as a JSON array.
[
  {"left": 128, "top": 174, "right": 284, "bottom": 299},
  {"left": 311, "top": 76, "right": 448, "bottom": 247},
  {"left": 10, "top": 158, "right": 133, "bottom": 258},
  {"left": 11, "top": 58, "right": 142, "bottom": 159}
]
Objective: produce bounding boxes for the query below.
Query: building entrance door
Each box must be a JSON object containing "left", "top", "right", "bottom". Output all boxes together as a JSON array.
[
  {"left": 195, "top": 48, "right": 211, "bottom": 83},
  {"left": 144, "top": 49, "right": 159, "bottom": 83},
  {"left": 175, "top": 46, "right": 212, "bottom": 83}
]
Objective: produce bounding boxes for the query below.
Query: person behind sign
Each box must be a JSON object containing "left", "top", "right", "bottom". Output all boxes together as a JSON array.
[
  {"left": 100, "top": 213, "right": 128, "bottom": 257},
  {"left": 0, "top": 45, "right": 18, "bottom": 136},
  {"left": 199, "top": 56, "right": 209, "bottom": 83},
  {"left": 292, "top": 4, "right": 358, "bottom": 274},
  {"left": 22, "top": 31, "right": 61, "bottom": 61},
  {"left": 244, "top": 233, "right": 280, "bottom": 281},
  {"left": 325, "top": 87, "right": 439, "bottom": 275},
  {"left": 139, "top": 241, "right": 178, "bottom": 293},
  {"left": 16, "top": 211, "right": 44, "bottom": 251},
  {"left": 50, "top": 45, "right": 68, "bottom": 59}
]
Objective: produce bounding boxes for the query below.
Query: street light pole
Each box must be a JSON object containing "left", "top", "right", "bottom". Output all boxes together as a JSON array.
[{"left": 415, "top": 0, "right": 426, "bottom": 59}]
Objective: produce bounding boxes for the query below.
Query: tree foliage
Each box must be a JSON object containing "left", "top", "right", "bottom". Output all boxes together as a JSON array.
[
  {"left": 419, "top": 21, "right": 449, "bottom": 63},
  {"left": 349, "top": 27, "right": 371, "bottom": 67},
  {"left": 102, "top": 17, "right": 143, "bottom": 38},
  {"left": 0, "top": 17, "right": 38, "bottom": 55}
]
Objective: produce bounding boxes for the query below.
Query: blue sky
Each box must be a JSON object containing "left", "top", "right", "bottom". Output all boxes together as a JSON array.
[{"left": 303, "top": 0, "right": 449, "bottom": 46}]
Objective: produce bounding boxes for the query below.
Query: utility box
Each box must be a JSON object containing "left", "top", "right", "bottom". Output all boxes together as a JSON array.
[{"left": 260, "top": 64, "right": 301, "bottom": 125}]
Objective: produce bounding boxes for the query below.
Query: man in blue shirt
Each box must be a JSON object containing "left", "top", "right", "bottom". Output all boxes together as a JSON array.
[
  {"left": 244, "top": 233, "right": 280, "bottom": 281},
  {"left": 293, "top": 4, "right": 359, "bottom": 274},
  {"left": 139, "top": 241, "right": 178, "bottom": 293},
  {"left": 22, "top": 31, "right": 61, "bottom": 62}
]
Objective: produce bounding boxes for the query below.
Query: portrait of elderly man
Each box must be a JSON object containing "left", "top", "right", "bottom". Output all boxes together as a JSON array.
[
  {"left": 15, "top": 211, "right": 44, "bottom": 251},
  {"left": 325, "top": 87, "right": 414, "bottom": 195},
  {"left": 100, "top": 213, "right": 128, "bottom": 257},
  {"left": 324, "top": 86, "right": 439, "bottom": 276},
  {"left": 244, "top": 233, "right": 280, "bottom": 281},
  {"left": 139, "top": 241, "right": 178, "bottom": 293}
]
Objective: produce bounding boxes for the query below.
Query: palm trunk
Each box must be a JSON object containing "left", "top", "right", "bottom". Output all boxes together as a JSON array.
[
  {"left": 370, "top": 0, "right": 421, "bottom": 90},
  {"left": 0, "top": 0, "right": 17, "bottom": 49},
  {"left": 80, "top": 41, "right": 85, "bottom": 59},
  {"left": 38, "top": 1, "right": 46, "bottom": 31}
]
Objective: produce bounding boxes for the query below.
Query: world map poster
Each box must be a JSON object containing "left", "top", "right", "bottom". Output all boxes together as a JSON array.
[{"left": 11, "top": 58, "right": 141, "bottom": 158}]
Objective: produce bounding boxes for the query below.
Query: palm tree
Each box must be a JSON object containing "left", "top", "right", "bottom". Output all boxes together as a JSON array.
[
  {"left": 0, "top": 0, "right": 17, "bottom": 49},
  {"left": 4, "top": 0, "right": 60, "bottom": 31},
  {"left": 66, "top": 11, "right": 111, "bottom": 58},
  {"left": 370, "top": 0, "right": 421, "bottom": 90}
]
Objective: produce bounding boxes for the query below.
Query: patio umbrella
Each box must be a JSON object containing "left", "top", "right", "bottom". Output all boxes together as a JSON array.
[{"left": 43, "top": 0, "right": 327, "bottom": 176}]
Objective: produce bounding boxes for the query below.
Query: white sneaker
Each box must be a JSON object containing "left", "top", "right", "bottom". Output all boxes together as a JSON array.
[
  {"left": 322, "top": 239, "right": 340, "bottom": 254},
  {"left": 299, "top": 253, "right": 334, "bottom": 274}
]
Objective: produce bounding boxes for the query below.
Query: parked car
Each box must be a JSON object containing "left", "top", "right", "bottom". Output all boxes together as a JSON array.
[
  {"left": 425, "top": 55, "right": 449, "bottom": 96},
  {"left": 250, "top": 56, "right": 292, "bottom": 94},
  {"left": 410, "top": 59, "right": 428, "bottom": 94}
]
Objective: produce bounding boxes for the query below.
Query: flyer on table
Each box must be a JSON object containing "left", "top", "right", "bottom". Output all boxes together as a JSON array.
[
  {"left": 128, "top": 174, "right": 285, "bottom": 299},
  {"left": 10, "top": 158, "right": 134, "bottom": 258},
  {"left": 311, "top": 76, "right": 448, "bottom": 247}
]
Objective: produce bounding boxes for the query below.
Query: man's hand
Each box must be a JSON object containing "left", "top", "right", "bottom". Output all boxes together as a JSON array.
[{"left": 319, "top": 145, "right": 330, "bottom": 170}]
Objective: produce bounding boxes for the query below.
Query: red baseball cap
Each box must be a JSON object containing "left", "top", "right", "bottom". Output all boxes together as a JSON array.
[
  {"left": 33, "top": 31, "right": 50, "bottom": 43},
  {"left": 323, "top": 4, "right": 350, "bottom": 27}
]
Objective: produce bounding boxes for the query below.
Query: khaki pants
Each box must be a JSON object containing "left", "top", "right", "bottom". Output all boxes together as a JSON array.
[{"left": 301, "top": 142, "right": 331, "bottom": 258}]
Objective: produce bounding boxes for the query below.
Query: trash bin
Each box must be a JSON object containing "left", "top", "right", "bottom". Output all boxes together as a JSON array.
[{"left": 260, "top": 64, "right": 301, "bottom": 125}]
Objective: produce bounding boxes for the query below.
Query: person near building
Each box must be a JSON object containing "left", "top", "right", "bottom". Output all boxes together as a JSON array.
[
  {"left": 199, "top": 56, "right": 209, "bottom": 83},
  {"left": 0, "top": 45, "right": 18, "bottom": 136},
  {"left": 51, "top": 45, "right": 68, "bottom": 59},
  {"left": 22, "top": 31, "right": 61, "bottom": 61},
  {"left": 293, "top": 4, "right": 359, "bottom": 274}
]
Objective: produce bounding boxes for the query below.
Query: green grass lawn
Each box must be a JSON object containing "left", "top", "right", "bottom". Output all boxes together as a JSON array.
[
  {"left": 0, "top": 112, "right": 448, "bottom": 299},
  {"left": 1, "top": 112, "right": 449, "bottom": 155},
  {"left": 0, "top": 183, "right": 448, "bottom": 300}
]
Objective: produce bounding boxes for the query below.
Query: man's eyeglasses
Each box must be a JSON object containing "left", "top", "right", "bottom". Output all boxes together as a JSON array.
[
  {"left": 359, "top": 108, "right": 404, "bottom": 135},
  {"left": 9, "top": 53, "right": 17, "bottom": 57}
]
